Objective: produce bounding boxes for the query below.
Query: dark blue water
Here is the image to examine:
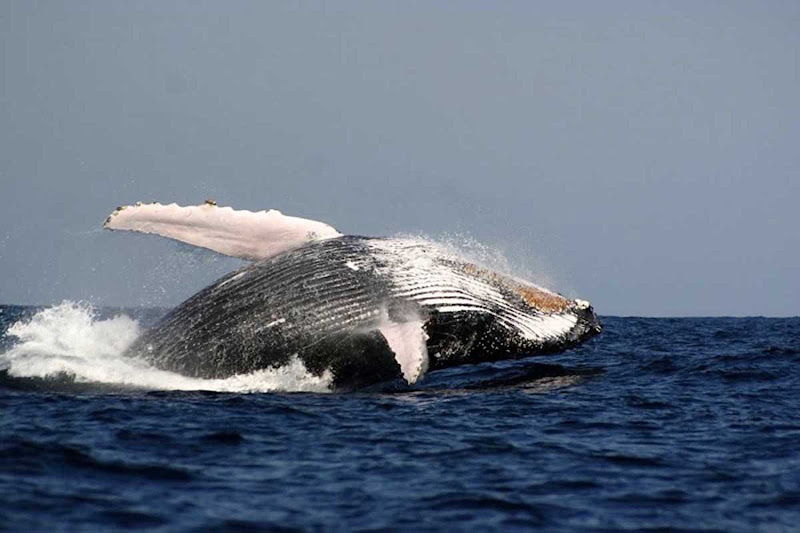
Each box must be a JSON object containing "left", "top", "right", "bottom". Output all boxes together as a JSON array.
[{"left": 1, "top": 304, "right": 798, "bottom": 532}]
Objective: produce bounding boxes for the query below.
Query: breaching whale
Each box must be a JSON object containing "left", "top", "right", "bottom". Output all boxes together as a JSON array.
[{"left": 104, "top": 201, "right": 601, "bottom": 389}]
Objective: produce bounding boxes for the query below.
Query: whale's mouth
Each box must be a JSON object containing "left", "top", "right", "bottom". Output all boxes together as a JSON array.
[{"left": 452, "top": 261, "right": 601, "bottom": 342}]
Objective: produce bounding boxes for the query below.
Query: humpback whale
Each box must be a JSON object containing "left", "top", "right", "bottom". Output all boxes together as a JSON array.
[{"left": 104, "top": 201, "right": 601, "bottom": 389}]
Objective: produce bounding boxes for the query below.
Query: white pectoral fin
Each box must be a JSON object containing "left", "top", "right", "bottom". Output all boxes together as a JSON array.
[
  {"left": 103, "top": 201, "right": 341, "bottom": 261},
  {"left": 379, "top": 319, "right": 430, "bottom": 385}
]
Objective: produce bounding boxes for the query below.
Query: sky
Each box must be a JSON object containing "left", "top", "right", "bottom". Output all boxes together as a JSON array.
[{"left": 1, "top": 1, "right": 798, "bottom": 316}]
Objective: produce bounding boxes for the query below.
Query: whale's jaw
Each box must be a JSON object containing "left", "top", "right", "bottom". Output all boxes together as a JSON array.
[
  {"left": 125, "top": 236, "right": 600, "bottom": 390},
  {"left": 423, "top": 298, "right": 600, "bottom": 373}
]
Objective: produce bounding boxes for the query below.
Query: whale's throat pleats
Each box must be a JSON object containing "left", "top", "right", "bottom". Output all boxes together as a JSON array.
[
  {"left": 104, "top": 201, "right": 341, "bottom": 260},
  {"left": 124, "top": 237, "right": 426, "bottom": 388}
]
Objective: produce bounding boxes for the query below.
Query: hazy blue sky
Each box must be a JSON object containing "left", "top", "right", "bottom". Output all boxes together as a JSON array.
[{"left": 1, "top": 1, "right": 798, "bottom": 316}]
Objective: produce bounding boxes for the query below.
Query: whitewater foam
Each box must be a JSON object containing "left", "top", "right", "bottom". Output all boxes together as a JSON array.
[{"left": 0, "top": 302, "right": 333, "bottom": 393}]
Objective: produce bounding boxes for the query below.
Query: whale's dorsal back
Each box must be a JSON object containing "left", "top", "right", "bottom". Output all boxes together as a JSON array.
[{"left": 103, "top": 201, "right": 342, "bottom": 260}]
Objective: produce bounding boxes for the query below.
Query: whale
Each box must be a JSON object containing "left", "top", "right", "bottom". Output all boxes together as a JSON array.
[{"left": 104, "top": 201, "right": 601, "bottom": 390}]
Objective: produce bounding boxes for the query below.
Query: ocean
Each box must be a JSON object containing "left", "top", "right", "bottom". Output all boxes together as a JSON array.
[{"left": 1, "top": 303, "right": 798, "bottom": 532}]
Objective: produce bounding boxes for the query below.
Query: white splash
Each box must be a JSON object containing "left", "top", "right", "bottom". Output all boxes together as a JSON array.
[{"left": 0, "top": 302, "right": 332, "bottom": 393}]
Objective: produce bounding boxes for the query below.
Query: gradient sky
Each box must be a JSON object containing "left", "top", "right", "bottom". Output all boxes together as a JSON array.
[{"left": 1, "top": 1, "right": 798, "bottom": 316}]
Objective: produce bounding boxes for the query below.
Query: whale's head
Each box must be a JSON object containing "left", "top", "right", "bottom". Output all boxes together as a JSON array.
[
  {"left": 476, "top": 266, "right": 601, "bottom": 344},
  {"left": 416, "top": 259, "right": 601, "bottom": 371}
]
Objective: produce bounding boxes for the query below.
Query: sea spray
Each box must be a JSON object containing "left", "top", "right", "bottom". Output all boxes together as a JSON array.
[{"left": 394, "top": 232, "right": 560, "bottom": 297}]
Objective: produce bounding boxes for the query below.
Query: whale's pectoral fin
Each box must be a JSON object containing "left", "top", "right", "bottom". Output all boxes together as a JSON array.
[
  {"left": 378, "top": 319, "right": 430, "bottom": 385},
  {"left": 103, "top": 201, "right": 341, "bottom": 261}
]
